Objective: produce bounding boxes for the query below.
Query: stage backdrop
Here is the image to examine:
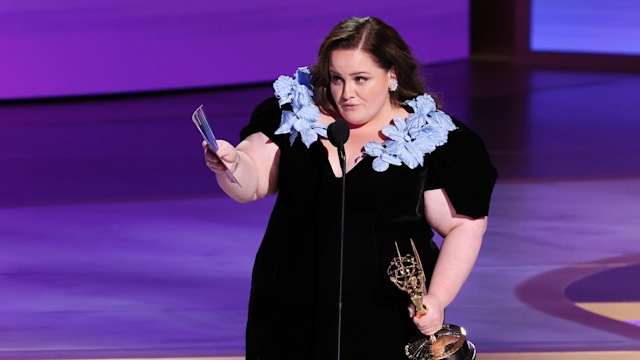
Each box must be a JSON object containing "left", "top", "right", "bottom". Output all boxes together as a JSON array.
[
  {"left": 0, "top": 0, "right": 469, "bottom": 100},
  {"left": 530, "top": 0, "right": 640, "bottom": 55}
]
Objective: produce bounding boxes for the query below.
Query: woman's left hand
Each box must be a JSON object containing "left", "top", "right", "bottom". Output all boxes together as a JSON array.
[{"left": 408, "top": 294, "right": 445, "bottom": 336}]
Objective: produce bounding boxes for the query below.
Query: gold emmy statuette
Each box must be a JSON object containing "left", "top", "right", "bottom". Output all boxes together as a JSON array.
[{"left": 387, "top": 240, "right": 476, "bottom": 360}]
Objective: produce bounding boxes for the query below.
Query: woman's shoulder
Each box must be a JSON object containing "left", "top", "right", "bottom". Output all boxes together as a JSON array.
[
  {"left": 240, "top": 96, "right": 283, "bottom": 142},
  {"left": 425, "top": 117, "right": 498, "bottom": 218},
  {"left": 252, "top": 96, "right": 282, "bottom": 118}
]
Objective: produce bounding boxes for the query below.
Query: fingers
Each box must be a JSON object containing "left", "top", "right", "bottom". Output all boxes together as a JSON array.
[
  {"left": 203, "top": 141, "right": 223, "bottom": 172},
  {"left": 413, "top": 313, "right": 443, "bottom": 336},
  {"left": 203, "top": 140, "right": 238, "bottom": 173},
  {"left": 205, "top": 153, "right": 225, "bottom": 172},
  {"left": 203, "top": 140, "right": 233, "bottom": 158},
  {"left": 409, "top": 302, "right": 442, "bottom": 336}
]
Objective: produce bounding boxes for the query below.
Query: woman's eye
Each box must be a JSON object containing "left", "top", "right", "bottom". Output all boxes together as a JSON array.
[
  {"left": 356, "top": 77, "right": 367, "bottom": 83},
  {"left": 330, "top": 76, "right": 343, "bottom": 83}
]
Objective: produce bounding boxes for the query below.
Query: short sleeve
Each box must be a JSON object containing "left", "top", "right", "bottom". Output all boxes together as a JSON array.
[
  {"left": 424, "top": 118, "right": 498, "bottom": 219},
  {"left": 240, "top": 96, "right": 289, "bottom": 148}
]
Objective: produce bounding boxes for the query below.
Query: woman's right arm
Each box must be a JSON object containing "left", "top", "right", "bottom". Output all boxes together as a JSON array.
[{"left": 204, "top": 132, "right": 280, "bottom": 203}]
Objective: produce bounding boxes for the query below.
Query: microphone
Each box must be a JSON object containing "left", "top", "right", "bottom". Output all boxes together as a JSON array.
[
  {"left": 327, "top": 118, "right": 350, "bottom": 148},
  {"left": 327, "top": 118, "right": 350, "bottom": 175},
  {"left": 326, "top": 118, "right": 350, "bottom": 360}
]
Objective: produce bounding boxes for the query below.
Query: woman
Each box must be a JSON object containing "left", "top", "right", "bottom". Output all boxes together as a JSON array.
[{"left": 204, "top": 16, "right": 497, "bottom": 360}]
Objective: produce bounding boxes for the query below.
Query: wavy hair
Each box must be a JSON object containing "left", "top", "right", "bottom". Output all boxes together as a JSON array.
[{"left": 311, "top": 17, "right": 434, "bottom": 115}]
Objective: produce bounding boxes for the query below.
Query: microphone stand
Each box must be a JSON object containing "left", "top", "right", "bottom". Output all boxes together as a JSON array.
[
  {"left": 336, "top": 143, "right": 346, "bottom": 360},
  {"left": 327, "top": 118, "right": 349, "bottom": 360}
]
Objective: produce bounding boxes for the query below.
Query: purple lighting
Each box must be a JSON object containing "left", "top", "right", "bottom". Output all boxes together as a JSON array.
[
  {"left": 0, "top": 0, "right": 469, "bottom": 101},
  {"left": 531, "top": 0, "right": 640, "bottom": 56}
]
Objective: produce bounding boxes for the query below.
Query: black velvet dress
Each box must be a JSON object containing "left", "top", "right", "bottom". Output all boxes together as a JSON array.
[{"left": 240, "top": 97, "right": 497, "bottom": 360}]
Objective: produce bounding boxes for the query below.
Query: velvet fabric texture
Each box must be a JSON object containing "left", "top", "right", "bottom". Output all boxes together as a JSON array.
[{"left": 240, "top": 97, "right": 497, "bottom": 359}]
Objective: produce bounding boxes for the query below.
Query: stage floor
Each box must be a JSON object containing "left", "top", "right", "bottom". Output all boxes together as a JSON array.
[{"left": 1, "top": 60, "right": 639, "bottom": 359}]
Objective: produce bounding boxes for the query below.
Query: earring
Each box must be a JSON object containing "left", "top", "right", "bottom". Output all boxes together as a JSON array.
[{"left": 389, "top": 78, "right": 398, "bottom": 92}]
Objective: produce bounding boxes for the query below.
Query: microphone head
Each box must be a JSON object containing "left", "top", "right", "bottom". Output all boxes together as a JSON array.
[{"left": 327, "top": 118, "right": 350, "bottom": 148}]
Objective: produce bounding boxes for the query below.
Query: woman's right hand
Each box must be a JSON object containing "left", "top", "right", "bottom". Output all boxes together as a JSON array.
[
  {"left": 203, "top": 132, "right": 279, "bottom": 203},
  {"left": 203, "top": 140, "right": 239, "bottom": 174}
]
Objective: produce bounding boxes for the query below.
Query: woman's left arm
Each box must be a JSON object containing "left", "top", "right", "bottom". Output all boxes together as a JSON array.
[{"left": 412, "top": 187, "right": 487, "bottom": 335}]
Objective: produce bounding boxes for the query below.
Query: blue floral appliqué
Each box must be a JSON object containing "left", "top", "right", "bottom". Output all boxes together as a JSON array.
[
  {"left": 273, "top": 67, "right": 325, "bottom": 148},
  {"left": 271, "top": 67, "right": 455, "bottom": 172},
  {"left": 364, "top": 94, "right": 457, "bottom": 172}
]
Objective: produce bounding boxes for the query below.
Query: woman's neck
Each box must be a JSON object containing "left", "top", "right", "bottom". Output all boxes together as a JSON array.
[{"left": 349, "top": 104, "right": 409, "bottom": 136}]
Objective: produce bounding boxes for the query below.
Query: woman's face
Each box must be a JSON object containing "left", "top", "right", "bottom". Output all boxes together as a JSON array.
[{"left": 329, "top": 48, "right": 395, "bottom": 127}]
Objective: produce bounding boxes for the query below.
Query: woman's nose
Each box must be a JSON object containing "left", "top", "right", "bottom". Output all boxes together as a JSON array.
[{"left": 341, "top": 82, "right": 353, "bottom": 100}]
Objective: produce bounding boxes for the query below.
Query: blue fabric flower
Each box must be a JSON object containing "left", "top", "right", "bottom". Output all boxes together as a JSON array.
[
  {"left": 364, "top": 141, "right": 402, "bottom": 172},
  {"left": 294, "top": 67, "right": 312, "bottom": 89},
  {"left": 272, "top": 67, "right": 325, "bottom": 148},
  {"left": 404, "top": 94, "right": 457, "bottom": 132},
  {"left": 381, "top": 117, "right": 428, "bottom": 169},
  {"left": 404, "top": 94, "right": 437, "bottom": 117},
  {"left": 272, "top": 67, "right": 456, "bottom": 168},
  {"left": 427, "top": 110, "right": 458, "bottom": 131},
  {"left": 273, "top": 75, "right": 297, "bottom": 107},
  {"left": 363, "top": 94, "right": 457, "bottom": 172}
]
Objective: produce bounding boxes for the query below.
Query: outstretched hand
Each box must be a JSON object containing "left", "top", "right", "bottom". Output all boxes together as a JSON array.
[
  {"left": 408, "top": 294, "right": 445, "bottom": 336},
  {"left": 203, "top": 140, "right": 239, "bottom": 174}
]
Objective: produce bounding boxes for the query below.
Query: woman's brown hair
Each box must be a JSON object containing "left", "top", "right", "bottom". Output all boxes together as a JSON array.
[{"left": 311, "top": 17, "right": 431, "bottom": 115}]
